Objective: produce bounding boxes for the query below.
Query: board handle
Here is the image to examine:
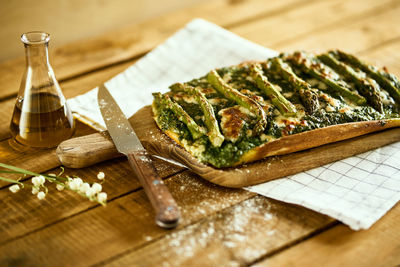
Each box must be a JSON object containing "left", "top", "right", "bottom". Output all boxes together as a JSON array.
[{"left": 56, "top": 132, "right": 121, "bottom": 168}]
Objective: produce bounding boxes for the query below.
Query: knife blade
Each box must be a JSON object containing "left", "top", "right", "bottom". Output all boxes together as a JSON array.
[{"left": 97, "top": 84, "right": 180, "bottom": 228}]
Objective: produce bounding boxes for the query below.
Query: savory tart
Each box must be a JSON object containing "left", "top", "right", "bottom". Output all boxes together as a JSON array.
[{"left": 152, "top": 50, "right": 400, "bottom": 168}]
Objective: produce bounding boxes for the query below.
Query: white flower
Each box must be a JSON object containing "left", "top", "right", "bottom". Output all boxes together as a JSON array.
[
  {"left": 56, "top": 184, "right": 65, "bottom": 191},
  {"left": 32, "top": 187, "right": 39, "bottom": 195},
  {"left": 85, "top": 187, "right": 96, "bottom": 198},
  {"left": 97, "top": 192, "right": 107, "bottom": 203},
  {"left": 73, "top": 178, "right": 83, "bottom": 187},
  {"left": 32, "top": 177, "right": 40, "bottom": 186},
  {"left": 38, "top": 175, "right": 45, "bottom": 185},
  {"left": 68, "top": 180, "right": 79, "bottom": 190},
  {"left": 32, "top": 175, "right": 45, "bottom": 186},
  {"left": 79, "top": 182, "right": 90, "bottom": 194},
  {"left": 97, "top": 172, "right": 105, "bottom": 180},
  {"left": 68, "top": 178, "right": 83, "bottom": 191},
  {"left": 9, "top": 184, "right": 20, "bottom": 193},
  {"left": 37, "top": 191, "right": 46, "bottom": 200},
  {"left": 91, "top": 183, "right": 102, "bottom": 193}
]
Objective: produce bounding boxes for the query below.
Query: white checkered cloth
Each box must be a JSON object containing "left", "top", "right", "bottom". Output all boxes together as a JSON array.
[{"left": 69, "top": 19, "right": 400, "bottom": 230}]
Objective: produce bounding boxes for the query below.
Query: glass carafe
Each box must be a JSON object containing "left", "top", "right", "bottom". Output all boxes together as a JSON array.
[{"left": 9, "top": 31, "right": 75, "bottom": 148}]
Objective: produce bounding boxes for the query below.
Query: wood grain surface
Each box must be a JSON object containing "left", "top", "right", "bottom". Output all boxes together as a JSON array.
[
  {"left": 1, "top": 0, "right": 400, "bottom": 266},
  {"left": 256, "top": 202, "right": 400, "bottom": 267},
  {"left": 0, "top": 0, "right": 308, "bottom": 100}
]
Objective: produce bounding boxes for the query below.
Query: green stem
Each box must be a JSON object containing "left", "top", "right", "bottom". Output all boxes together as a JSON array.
[
  {"left": 0, "top": 162, "right": 41, "bottom": 177},
  {"left": 0, "top": 177, "right": 24, "bottom": 185},
  {"left": 0, "top": 162, "right": 68, "bottom": 181}
]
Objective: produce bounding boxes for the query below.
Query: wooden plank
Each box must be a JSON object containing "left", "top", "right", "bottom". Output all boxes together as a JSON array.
[
  {"left": 0, "top": 62, "right": 185, "bottom": 243},
  {"left": 0, "top": 121, "right": 95, "bottom": 187},
  {"left": 0, "top": 0, "right": 312, "bottom": 100},
  {"left": 255, "top": 203, "right": 400, "bottom": 267},
  {"left": 0, "top": 60, "right": 133, "bottom": 141},
  {"left": 275, "top": 1, "right": 400, "bottom": 53},
  {"left": 0, "top": 100, "right": 16, "bottom": 141},
  {"left": 1, "top": 0, "right": 398, "bottom": 142},
  {"left": 359, "top": 38, "right": 400, "bottom": 75},
  {"left": 0, "top": 0, "right": 206, "bottom": 61},
  {"left": 99, "top": 13, "right": 400, "bottom": 266},
  {"left": 0, "top": 0, "right": 399, "bottom": 265},
  {"left": 0, "top": 171, "right": 256, "bottom": 266},
  {"left": 233, "top": 0, "right": 396, "bottom": 50},
  {"left": 98, "top": 4, "right": 400, "bottom": 265},
  {"left": 0, "top": 156, "right": 183, "bottom": 244},
  {"left": 105, "top": 196, "right": 334, "bottom": 267},
  {"left": 0, "top": 121, "right": 182, "bottom": 188}
]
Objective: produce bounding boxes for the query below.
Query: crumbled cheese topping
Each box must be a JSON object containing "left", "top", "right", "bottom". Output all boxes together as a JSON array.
[
  {"left": 218, "top": 106, "right": 249, "bottom": 143},
  {"left": 260, "top": 134, "right": 276, "bottom": 142},
  {"left": 223, "top": 73, "right": 232, "bottom": 83},
  {"left": 173, "top": 92, "right": 197, "bottom": 104},
  {"left": 283, "top": 91, "right": 294, "bottom": 98},
  {"left": 325, "top": 105, "right": 335, "bottom": 112},
  {"left": 320, "top": 93, "right": 340, "bottom": 107},
  {"left": 208, "top": 98, "right": 225, "bottom": 105},
  {"left": 238, "top": 106, "right": 256, "bottom": 117}
]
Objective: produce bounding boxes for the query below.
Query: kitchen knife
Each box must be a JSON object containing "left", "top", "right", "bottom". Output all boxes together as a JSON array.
[{"left": 97, "top": 84, "right": 180, "bottom": 228}]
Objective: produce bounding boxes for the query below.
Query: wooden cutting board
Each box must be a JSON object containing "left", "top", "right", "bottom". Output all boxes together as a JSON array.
[{"left": 57, "top": 106, "right": 400, "bottom": 188}]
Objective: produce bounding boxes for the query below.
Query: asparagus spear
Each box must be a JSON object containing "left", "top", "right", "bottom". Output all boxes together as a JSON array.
[
  {"left": 249, "top": 63, "right": 297, "bottom": 116},
  {"left": 270, "top": 57, "right": 320, "bottom": 114},
  {"left": 286, "top": 52, "right": 366, "bottom": 106},
  {"left": 318, "top": 52, "right": 383, "bottom": 112},
  {"left": 207, "top": 69, "right": 267, "bottom": 134},
  {"left": 333, "top": 50, "right": 400, "bottom": 104},
  {"left": 380, "top": 71, "right": 400, "bottom": 87},
  {"left": 153, "top": 92, "right": 204, "bottom": 139},
  {"left": 169, "top": 83, "right": 224, "bottom": 147},
  {"left": 380, "top": 71, "right": 400, "bottom": 99}
]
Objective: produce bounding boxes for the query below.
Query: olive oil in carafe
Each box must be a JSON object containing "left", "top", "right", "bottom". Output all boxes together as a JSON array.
[
  {"left": 10, "top": 31, "right": 75, "bottom": 148},
  {"left": 10, "top": 93, "right": 75, "bottom": 148}
]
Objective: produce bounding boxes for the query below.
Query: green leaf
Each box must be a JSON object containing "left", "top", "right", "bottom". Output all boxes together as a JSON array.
[
  {"left": 0, "top": 163, "right": 67, "bottom": 181},
  {"left": 0, "top": 170, "right": 25, "bottom": 174},
  {"left": 0, "top": 176, "right": 23, "bottom": 184},
  {"left": 0, "top": 162, "right": 40, "bottom": 176}
]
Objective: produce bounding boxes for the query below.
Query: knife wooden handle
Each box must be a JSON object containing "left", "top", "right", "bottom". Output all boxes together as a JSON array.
[{"left": 127, "top": 150, "right": 180, "bottom": 229}]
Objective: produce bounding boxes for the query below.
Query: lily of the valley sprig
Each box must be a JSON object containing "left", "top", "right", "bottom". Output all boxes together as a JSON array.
[{"left": 0, "top": 163, "right": 108, "bottom": 206}]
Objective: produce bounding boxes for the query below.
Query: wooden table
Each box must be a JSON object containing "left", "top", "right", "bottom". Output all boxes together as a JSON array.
[{"left": 1, "top": 0, "right": 399, "bottom": 266}]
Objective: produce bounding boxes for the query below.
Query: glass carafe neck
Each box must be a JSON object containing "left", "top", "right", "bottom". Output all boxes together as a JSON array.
[{"left": 21, "top": 32, "right": 51, "bottom": 67}]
